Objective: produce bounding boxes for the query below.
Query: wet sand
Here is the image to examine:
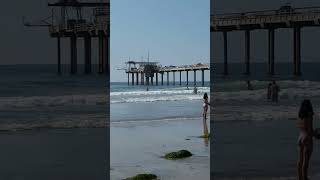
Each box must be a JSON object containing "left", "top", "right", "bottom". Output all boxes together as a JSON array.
[
  {"left": 212, "top": 119, "right": 320, "bottom": 179},
  {"left": 110, "top": 118, "right": 210, "bottom": 180},
  {"left": 0, "top": 129, "right": 107, "bottom": 180}
]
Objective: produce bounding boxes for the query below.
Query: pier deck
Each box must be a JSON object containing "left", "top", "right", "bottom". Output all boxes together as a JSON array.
[{"left": 211, "top": 5, "right": 320, "bottom": 76}]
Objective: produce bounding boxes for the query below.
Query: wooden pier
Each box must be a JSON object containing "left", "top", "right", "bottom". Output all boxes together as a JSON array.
[
  {"left": 211, "top": 5, "right": 320, "bottom": 76},
  {"left": 123, "top": 61, "right": 209, "bottom": 87},
  {"left": 25, "top": 0, "right": 110, "bottom": 74}
]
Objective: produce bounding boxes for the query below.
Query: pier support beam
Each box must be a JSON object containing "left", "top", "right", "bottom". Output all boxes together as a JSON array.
[
  {"left": 70, "top": 35, "right": 77, "bottom": 74},
  {"left": 167, "top": 72, "right": 169, "bottom": 86},
  {"left": 161, "top": 73, "right": 164, "bottom": 86},
  {"left": 202, "top": 70, "right": 205, "bottom": 87},
  {"left": 141, "top": 73, "right": 144, "bottom": 85},
  {"left": 151, "top": 76, "right": 154, "bottom": 86},
  {"left": 136, "top": 72, "right": 139, "bottom": 85},
  {"left": 245, "top": 30, "right": 250, "bottom": 75},
  {"left": 127, "top": 73, "right": 129, "bottom": 86},
  {"left": 294, "top": 27, "right": 301, "bottom": 76},
  {"left": 173, "top": 71, "right": 175, "bottom": 85},
  {"left": 223, "top": 31, "right": 228, "bottom": 75},
  {"left": 84, "top": 36, "right": 92, "bottom": 74},
  {"left": 98, "top": 34, "right": 106, "bottom": 74},
  {"left": 179, "top": 71, "right": 182, "bottom": 86},
  {"left": 194, "top": 70, "right": 197, "bottom": 86},
  {"left": 156, "top": 73, "right": 158, "bottom": 86},
  {"left": 131, "top": 73, "right": 134, "bottom": 86},
  {"left": 146, "top": 77, "right": 149, "bottom": 86},
  {"left": 57, "top": 37, "right": 61, "bottom": 74},
  {"left": 186, "top": 70, "right": 189, "bottom": 86},
  {"left": 268, "top": 29, "right": 275, "bottom": 75}
]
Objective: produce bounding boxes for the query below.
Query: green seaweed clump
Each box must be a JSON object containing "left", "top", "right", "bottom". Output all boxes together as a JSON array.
[
  {"left": 124, "top": 174, "right": 157, "bottom": 180},
  {"left": 164, "top": 150, "right": 192, "bottom": 160}
]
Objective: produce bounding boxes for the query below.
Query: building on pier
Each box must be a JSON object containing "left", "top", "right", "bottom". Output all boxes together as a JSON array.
[{"left": 121, "top": 61, "right": 209, "bottom": 87}]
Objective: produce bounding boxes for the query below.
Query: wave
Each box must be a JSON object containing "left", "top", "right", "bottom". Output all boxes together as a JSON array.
[
  {"left": 0, "top": 114, "right": 107, "bottom": 132},
  {"left": 213, "top": 105, "right": 320, "bottom": 122},
  {"left": 213, "top": 80, "right": 320, "bottom": 102},
  {"left": 111, "top": 94, "right": 206, "bottom": 103},
  {"left": 0, "top": 94, "right": 107, "bottom": 108},
  {"left": 111, "top": 87, "right": 210, "bottom": 96}
]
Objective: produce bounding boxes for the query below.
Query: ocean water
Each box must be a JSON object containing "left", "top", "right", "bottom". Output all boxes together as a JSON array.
[
  {"left": 110, "top": 82, "right": 210, "bottom": 123},
  {"left": 212, "top": 62, "right": 320, "bottom": 123},
  {"left": 0, "top": 64, "right": 107, "bottom": 131}
]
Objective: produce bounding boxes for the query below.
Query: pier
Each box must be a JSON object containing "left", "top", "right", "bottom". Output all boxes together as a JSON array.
[
  {"left": 24, "top": 0, "right": 110, "bottom": 74},
  {"left": 122, "top": 61, "right": 209, "bottom": 87},
  {"left": 211, "top": 5, "right": 320, "bottom": 76}
]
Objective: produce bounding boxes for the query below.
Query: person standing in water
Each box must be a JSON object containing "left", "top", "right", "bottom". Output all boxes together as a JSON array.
[
  {"left": 247, "top": 80, "right": 253, "bottom": 90},
  {"left": 297, "top": 100, "right": 315, "bottom": 180},
  {"left": 193, "top": 86, "right": 198, "bottom": 94},
  {"left": 202, "top": 93, "right": 210, "bottom": 136},
  {"left": 271, "top": 81, "right": 280, "bottom": 103},
  {"left": 267, "top": 83, "right": 272, "bottom": 101}
]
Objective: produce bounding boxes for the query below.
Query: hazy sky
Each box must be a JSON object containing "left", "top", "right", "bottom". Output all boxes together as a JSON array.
[
  {"left": 111, "top": 0, "right": 210, "bottom": 82},
  {"left": 1, "top": 0, "right": 320, "bottom": 79}
]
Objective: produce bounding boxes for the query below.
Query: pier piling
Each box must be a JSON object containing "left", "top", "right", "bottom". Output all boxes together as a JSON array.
[
  {"left": 161, "top": 73, "right": 164, "bottom": 86},
  {"left": 57, "top": 37, "right": 61, "bottom": 74},
  {"left": 223, "top": 31, "right": 228, "bottom": 75},
  {"left": 268, "top": 29, "right": 275, "bottom": 75},
  {"left": 245, "top": 30, "right": 250, "bottom": 75},
  {"left": 127, "top": 73, "right": 129, "bottom": 85},
  {"left": 84, "top": 36, "right": 92, "bottom": 74},
  {"left": 294, "top": 27, "right": 301, "bottom": 76},
  {"left": 156, "top": 73, "right": 158, "bottom": 86},
  {"left": 202, "top": 69, "right": 205, "bottom": 87},
  {"left": 186, "top": 70, "right": 189, "bottom": 86},
  {"left": 136, "top": 72, "right": 139, "bottom": 85},
  {"left": 179, "top": 71, "right": 182, "bottom": 86},
  {"left": 141, "top": 72, "right": 144, "bottom": 85},
  {"left": 173, "top": 71, "right": 175, "bottom": 85},
  {"left": 70, "top": 35, "right": 77, "bottom": 74},
  {"left": 131, "top": 73, "right": 134, "bottom": 86},
  {"left": 167, "top": 72, "right": 169, "bottom": 86}
]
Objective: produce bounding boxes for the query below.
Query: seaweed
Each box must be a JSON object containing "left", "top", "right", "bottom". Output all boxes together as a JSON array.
[
  {"left": 124, "top": 174, "right": 157, "bottom": 180},
  {"left": 164, "top": 150, "right": 192, "bottom": 160}
]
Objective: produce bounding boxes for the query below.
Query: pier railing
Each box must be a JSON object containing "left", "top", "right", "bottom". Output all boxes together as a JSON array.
[{"left": 211, "top": 7, "right": 320, "bottom": 30}]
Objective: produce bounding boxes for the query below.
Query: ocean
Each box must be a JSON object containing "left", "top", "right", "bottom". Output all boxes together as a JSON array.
[
  {"left": 110, "top": 82, "right": 210, "bottom": 123},
  {"left": 0, "top": 64, "right": 107, "bottom": 131}
]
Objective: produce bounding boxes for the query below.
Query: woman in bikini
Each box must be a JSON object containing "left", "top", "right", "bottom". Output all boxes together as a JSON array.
[
  {"left": 297, "top": 99, "right": 315, "bottom": 180},
  {"left": 202, "top": 93, "right": 210, "bottom": 136}
]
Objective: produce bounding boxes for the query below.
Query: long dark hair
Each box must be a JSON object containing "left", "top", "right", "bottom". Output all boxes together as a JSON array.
[
  {"left": 203, "top": 93, "right": 208, "bottom": 100},
  {"left": 299, "top": 99, "right": 314, "bottom": 119}
]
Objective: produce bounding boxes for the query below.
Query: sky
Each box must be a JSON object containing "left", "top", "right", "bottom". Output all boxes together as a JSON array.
[
  {"left": 110, "top": 0, "right": 210, "bottom": 82},
  {"left": 1, "top": 0, "right": 320, "bottom": 79}
]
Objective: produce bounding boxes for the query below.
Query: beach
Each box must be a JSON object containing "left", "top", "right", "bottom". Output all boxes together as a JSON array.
[
  {"left": 110, "top": 82, "right": 210, "bottom": 180},
  {"left": 0, "top": 129, "right": 107, "bottom": 180},
  {"left": 0, "top": 65, "right": 108, "bottom": 179},
  {"left": 110, "top": 118, "right": 210, "bottom": 180},
  {"left": 211, "top": 62, "right": 320, "bottom": 179}
]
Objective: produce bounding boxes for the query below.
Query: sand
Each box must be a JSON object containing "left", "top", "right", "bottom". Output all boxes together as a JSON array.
[
  {"left": 0, "top": 129, "right": 108, "bottom": 180},
  {"left": 211, "top": 119, "right": 320, "bottom": 179},
  {"left": 110, "top": 118, "right": 210, "bottom": 180}
]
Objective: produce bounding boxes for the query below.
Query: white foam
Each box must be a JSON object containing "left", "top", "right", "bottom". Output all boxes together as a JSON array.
[{"left": 0, "top": 94, "right": 107, "bottom": 108}]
